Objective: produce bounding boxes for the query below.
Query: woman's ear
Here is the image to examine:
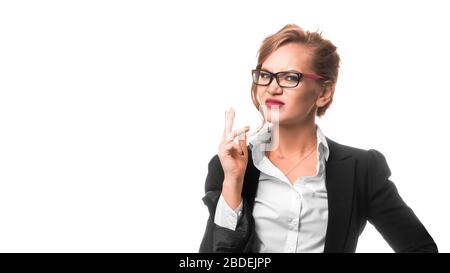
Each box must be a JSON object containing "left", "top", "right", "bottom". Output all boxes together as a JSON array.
[{"left": 316, "top": 83, "right": 335, "bottom": 107}]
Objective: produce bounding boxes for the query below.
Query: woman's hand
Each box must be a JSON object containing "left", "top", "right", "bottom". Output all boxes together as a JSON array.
[
  {"left": 218, "top": 108, "right": 250, "bottom": 183},
  {"left": 217, "top": 108, "right": 250, "bottom": 209}
]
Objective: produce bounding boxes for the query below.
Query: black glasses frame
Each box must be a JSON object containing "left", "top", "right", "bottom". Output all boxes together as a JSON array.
[{"left": 251, "top": 69, "right": 324, "bottom": 88}]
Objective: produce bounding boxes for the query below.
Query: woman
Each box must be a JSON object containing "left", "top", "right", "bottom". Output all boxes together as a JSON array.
[{"left": 199, "top": 24, "right": 437, "bottom": 253}]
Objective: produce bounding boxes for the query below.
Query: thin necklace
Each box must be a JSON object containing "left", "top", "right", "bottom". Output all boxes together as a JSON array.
[{"left": 282, "top": 144, "right": 316, "bottom": 177}]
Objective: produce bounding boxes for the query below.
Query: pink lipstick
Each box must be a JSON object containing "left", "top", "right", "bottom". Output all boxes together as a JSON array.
[{"left": 265, "top": 98, "right": 285, "bottom": 108}]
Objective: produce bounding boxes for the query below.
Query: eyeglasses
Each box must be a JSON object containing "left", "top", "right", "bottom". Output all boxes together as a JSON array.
[{"left": 251, "top": 69, "right": 325, "bottom": 88}]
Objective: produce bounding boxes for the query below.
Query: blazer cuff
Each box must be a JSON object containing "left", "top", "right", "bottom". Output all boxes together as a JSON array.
[{"left": 202, "top": 190, "right": 253, "bottom": 252}]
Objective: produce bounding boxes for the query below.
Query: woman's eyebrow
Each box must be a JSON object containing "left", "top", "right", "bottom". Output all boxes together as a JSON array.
[
  {"left": 260, "top": 67, "right": 272, "bottom": 72},
  {"left": 285, "top": 69, "right": 301, "bottom": 73},
  {"left": 261, "top": 67, "right": 301, "bottom": 73}
]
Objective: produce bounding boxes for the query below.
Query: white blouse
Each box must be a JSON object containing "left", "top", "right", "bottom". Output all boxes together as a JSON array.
[{"left": 214, "top": 124, "right": 330, "bottom": 253}]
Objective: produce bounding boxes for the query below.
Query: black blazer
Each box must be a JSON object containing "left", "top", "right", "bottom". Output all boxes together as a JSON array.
[{"left": 199, "top": 137, "right": 438, "bottom": 253}]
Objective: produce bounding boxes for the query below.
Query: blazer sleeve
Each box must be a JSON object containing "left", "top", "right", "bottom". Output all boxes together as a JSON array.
[
  {"left": 366, "top": 149, "right": 438, "bottom": 253},
  {"left": 199, "top": 154, "right": 255, "bottom": 253}
]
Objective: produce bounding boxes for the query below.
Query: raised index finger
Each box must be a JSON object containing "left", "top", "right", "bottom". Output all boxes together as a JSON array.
[{"left": 223, "top": 108, "right": 235, "bottom": 137}]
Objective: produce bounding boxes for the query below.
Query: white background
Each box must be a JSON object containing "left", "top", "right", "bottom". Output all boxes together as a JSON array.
[{"left": 0, "top": 0, "right": 449, "bottom": 252}]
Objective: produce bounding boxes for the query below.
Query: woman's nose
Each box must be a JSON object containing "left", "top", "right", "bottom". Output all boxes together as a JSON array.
[{"left": 266, "top": 79, "right": 283, "bottom": 95}]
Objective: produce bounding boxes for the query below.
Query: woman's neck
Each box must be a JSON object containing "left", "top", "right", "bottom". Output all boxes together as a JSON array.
[{"left": 270, "top": 121, "right": 317, "bottom": 156}]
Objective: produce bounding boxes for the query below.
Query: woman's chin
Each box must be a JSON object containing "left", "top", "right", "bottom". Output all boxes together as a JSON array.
[
  {"left": 262, "top": 107, "right": 282, "bottom": 123},
  {"left": 265, "top": 115, "right": 284, "bottom": 124}
]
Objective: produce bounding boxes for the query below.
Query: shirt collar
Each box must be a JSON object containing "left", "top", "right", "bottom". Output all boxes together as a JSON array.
[
  {"left": 316, "top": 124, "right": 330, "bottom": 161},
  {"left": 249, "top": 123, "right": 330, "bottom": 163}
]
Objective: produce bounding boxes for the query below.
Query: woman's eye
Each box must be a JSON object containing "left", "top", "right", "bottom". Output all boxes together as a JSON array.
[
  {"left": 285, "top": 75, "right": 299, "bottom": 82},
  {"left": 261, "top": 73, "right": 271, "bottom": 79}
]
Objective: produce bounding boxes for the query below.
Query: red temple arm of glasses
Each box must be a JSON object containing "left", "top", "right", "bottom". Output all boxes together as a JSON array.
[{"left": 303, "top": 73, "right": 325, "bottom": 80}]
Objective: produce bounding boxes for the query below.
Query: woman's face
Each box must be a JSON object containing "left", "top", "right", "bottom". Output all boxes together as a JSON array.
[{"left": 256, "top": 43, "right": 326, "bottom": 126}]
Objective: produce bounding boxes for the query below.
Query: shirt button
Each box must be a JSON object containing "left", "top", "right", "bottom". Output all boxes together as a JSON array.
[{"left": 287, "top": 247, "right": 295, "bottom": 252}]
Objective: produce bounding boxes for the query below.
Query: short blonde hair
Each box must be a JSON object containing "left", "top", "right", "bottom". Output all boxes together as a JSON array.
[{"left": 251, "top": 24, "right": 340, "bottom": 117}]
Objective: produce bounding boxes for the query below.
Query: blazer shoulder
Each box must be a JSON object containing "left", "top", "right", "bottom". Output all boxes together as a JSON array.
[
  {"left": 327, "top": 138, "right": 390, "bottom": 176},
  {"left": 328, "top": 138, "right": 387, "bottom": 161},
  {"left": 204, "top": 154, "right": 224, "bottom": 193},
  {"left": 327, "top": 138, "right": 368, "bottom": 160}
]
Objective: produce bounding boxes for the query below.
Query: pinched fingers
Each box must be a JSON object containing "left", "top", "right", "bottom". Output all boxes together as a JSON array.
[{"left": 226, "top": 126, "right": 250, "bottom": 142}]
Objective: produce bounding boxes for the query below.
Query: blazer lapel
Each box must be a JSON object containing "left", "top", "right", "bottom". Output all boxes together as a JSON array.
[{"left": 323, "top": 137, "right": 356, "bottom": 253}]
